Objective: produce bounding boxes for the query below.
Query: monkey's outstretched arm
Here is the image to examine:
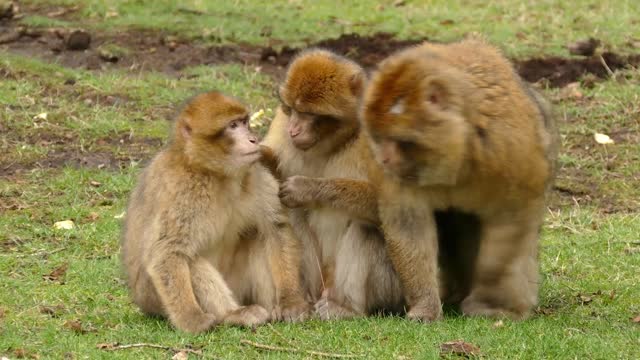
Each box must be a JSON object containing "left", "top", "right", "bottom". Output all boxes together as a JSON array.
[
  {"left": 279, "top": 176, "right": 380, "bottom": 224},
  {"left": 259, "top": 145, "right": 282, "bottom": 180}
]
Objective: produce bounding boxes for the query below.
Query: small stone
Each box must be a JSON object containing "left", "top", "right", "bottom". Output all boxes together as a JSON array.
[{"left": 66, "top": 30, "right": 91, "bottom": 51}]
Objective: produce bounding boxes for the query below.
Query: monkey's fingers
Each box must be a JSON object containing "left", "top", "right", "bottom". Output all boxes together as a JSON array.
[
  {"left": 223, "top": 305, "right": 270, "bottom": 328},
  {"left": 281, "top": 302, "right": 314, "bottom": 323}
]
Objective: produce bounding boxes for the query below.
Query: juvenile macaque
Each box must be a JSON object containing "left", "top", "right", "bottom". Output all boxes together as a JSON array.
[
  {"left": 121, "top": 91, "right": 311, "bottom": 333},
  {"left": 360, "top": 37, "right": 559, "bottom": 320},
  {"left": 262, "top": 49, "right": 404, "bottom": 318}
]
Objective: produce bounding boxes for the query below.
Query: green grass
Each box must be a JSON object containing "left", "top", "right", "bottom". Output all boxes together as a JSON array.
[
  {"left": 2, "top": 0, "right": 640, "bottom": 359},
  {"left": 21, "top": 0, "right": 640, "bottom": 57}
]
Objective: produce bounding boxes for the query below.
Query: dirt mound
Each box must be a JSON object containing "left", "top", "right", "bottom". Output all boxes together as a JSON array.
[{"left": 516, "top": 53, "right": 640, "bottom": 87}]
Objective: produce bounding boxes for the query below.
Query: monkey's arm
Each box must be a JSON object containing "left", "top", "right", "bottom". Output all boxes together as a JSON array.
[
  {"left": 279, "top": 176, "right": 380, "bottom": 224},
  {"left": 379, "top": 184, "right": 442, "bottom": 322},
  {"left": 259, "top": 145, "right": 282, "bottom": 180}
]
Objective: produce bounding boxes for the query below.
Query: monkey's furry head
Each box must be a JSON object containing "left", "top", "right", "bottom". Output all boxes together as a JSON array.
[
  {"left": 280, "top": 49, "right": 366, "bottom": 121},
  {"left": 361, "top": 46, "right": 472, "bottom": 187},
  {"left": 174, "top": 91, "right": 257, "bottom": 175}
]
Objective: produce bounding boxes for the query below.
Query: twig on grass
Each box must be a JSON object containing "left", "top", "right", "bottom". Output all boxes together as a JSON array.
[
  {"left": 240, "top": 339, "right": 362, "bottom": 358},
  {"left": 599, "top": 55, "right": 615, "bottom": 78},
  {"left": 97, "top": 342, "right": 202, "bottom": 356}
]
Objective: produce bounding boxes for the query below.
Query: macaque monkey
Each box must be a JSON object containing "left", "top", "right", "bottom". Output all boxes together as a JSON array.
[
  {"left": 121, "top": 91, "right": 312, "bottom": 333},
  {"left": 360, "top": 37, "right": 559, "bottom": 321},
  {"left": 262, "top": 49, "right": 404, "bottom": 319}
]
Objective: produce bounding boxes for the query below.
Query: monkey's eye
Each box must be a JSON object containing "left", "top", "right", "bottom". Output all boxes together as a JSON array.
[
  {"left": 397, "top": 140, "right": 418, "bottom": 153},
  {"left": 229, "top": 121, "right": 239, "bottom": 129}
]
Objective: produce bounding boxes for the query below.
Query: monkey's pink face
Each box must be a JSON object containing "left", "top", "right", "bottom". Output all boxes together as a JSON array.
[
  {"left": 285, "top": 109, "right": 317, "bottom": 150},
  {"left": 224, "top": 117, "right": 261, "bottom": 167}
]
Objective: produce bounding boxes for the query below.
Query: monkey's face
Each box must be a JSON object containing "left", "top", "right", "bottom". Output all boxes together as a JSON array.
[
  {"left": 363, "top": 56, "right": 470, "bottom": 187},
  {"left": 280, "top": 105, "right": 342, "bottom": 151},
  {"left": 223, "top": 116, "right": 261, "bottom": 167}
]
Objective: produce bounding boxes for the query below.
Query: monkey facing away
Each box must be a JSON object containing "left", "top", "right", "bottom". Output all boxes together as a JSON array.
[
  {"left": 360, "top": 37, "right": 559, "bottom": 320},
  {"left": 121, "top": 91, "right": 312, "bottom": 333},
  {"left": 262, "top": 49, "right": 404, "bottom": 319}
]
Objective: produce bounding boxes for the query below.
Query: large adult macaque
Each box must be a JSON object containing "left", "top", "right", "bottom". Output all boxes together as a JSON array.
[
  {"left": 360, "top": 37, "right": 559, "bottom": 320},
  {"left": 262, "top": 49, "right": 404, "bottom": 319},
  {"left": 121, "top": 91, "right": 312, "bottom": 333}
]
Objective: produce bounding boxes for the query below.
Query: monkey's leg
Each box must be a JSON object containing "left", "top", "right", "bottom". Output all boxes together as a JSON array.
[
  {"left": 190, "top": 257, "right": 240, "bottom": 318},
  {"left": 147, "top": 253, "right": 218, "bottom": 333},
  {"left": 290, "top": 209, "right": 325, "bottom": 303},
  {"left": 460, "top": 217, "right": 540, "bottom": 319},
  {"left": 381, "top": 201, "right": 442, "bottom": 322},
  {"left": 265, "top": 222, "right": 314, "bottom": 323},
  {"left": 315, "top": 224, "right": 372, "bottom": 320}
]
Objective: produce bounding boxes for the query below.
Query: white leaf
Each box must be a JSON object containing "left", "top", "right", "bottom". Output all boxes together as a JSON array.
[
  {"left": 34, "top": 112, "right": 48, "bottom": 120},
  {"left": 113, "top": 211, "right": 126, "bottom": 219},
  {"left": 54, "top": 220, "right": 75, "bottom": 230},
  {"left": 594, "top": 133, "right": 614, "bottom": 145}
]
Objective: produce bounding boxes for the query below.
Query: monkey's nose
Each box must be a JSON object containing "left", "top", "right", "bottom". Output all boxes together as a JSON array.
[
  {"left": 289, "top": 129, "right": 301, "bottom": 138},
  {"left": 249, "top": 136, "right": 257, "bottom": 144}
]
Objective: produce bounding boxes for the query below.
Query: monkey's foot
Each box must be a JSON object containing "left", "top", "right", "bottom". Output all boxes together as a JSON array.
[
  {"left": 407, "top": 296, "right": 443, "bottom": 322},
  {"left": 173, "top": 311, "right": 218, "bottom": 334},
  {"left": 223, "top": 305, "right": 270, "bottom": 327},
  {"left": 460, "top": 297, "right": 528, "bottom": 320},
  {"left": 273, "top": 301, "right": 314, "bottom": 322},
  {"left": 314, "top": 296, "right": 361, "bottom": 320}
]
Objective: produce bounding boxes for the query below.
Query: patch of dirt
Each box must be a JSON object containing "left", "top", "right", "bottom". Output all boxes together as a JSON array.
[
  {"left": 2, "top": 7, "right": 639, "bottom": 86},
  {"left": 0, "top": 128, "right": 164, "bottom": 177}
]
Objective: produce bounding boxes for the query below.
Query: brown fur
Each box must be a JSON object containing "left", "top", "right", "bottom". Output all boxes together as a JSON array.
[
  {"left": 121, "top": 91, "right": 311, "bottom": 333},
  {"left": 361, "top": 37, "right": 559, "bottom": 320},
  {"left": 262, "top": 49, "right": 404, "bottom": 318}
]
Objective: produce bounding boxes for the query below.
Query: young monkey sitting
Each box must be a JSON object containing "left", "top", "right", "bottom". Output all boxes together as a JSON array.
[{"left": 121, "top": 91, "right": 312, "bottom": 333}]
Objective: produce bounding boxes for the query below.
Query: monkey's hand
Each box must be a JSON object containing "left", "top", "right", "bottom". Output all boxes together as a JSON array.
[
  {"left": 406, "top": 295, "right": 443, "bottom": 323},
  {"left": 223, "top": 305, "right": 270, "bottom": 328},
  {"left": 273, "top": 301, "right": 314, "bottom": 323},
  {"left": 279, "top": 175, "right": 318, "bottom": 208}
]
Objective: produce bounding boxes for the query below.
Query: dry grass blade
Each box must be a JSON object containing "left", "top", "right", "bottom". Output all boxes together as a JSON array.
[
  {"left": 240, "top": 339, "right": 362, "bottom": 358},
  {"left": 97, "top": 342, "right": 202, "bottom": 356}
]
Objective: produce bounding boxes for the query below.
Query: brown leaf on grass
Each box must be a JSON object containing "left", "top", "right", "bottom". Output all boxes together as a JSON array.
[
  {"left": 440, "top": 340, "right": 480, "bottom": 358},
  {"left": 87, "top": 212, "right": 100, "bottom": 221},
  {"left": 559, "top": 82, "right": 583, "bottom": 100},
  {"left": 440, "top": 19, "right": 455, "bottom": 26},
  {"left": 64, "top": 319, "right": 96, "bottom": 334},
  {"left": 39, "top": 304, "right": 66, "bottom": 317},
  {"left": 578, "top": 294, "right": 593, "bottom": 305},
  {"left": 632, "top": 315, "right": 640, "bottom": 323},
  {"left": 96, "top": 343, "right": 118, "bottom": 350},
  {"left": 43, "top": 262, "right": 68, "bottom": 282},
  {"left": 0, "top": 306, "right": 5, "bottom": 319},
  {"left": 89, "top": 180, "right": 101, "bottom": 187},
  {"left": 13, "top": 348, "right": 39, "bottom": 359}
]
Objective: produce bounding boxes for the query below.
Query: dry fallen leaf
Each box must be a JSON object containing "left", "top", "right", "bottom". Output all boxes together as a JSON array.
[
  {"left": 0, "top": 306, "right": 6, "bottom": 319},
  {"left": 492, "top": 319, "right": 504, "bottom": 328},
  {"left": 559, "top": 82, "right": 583, "bottom": 100},
  {"left": 594, "top": 133, "right": 614, "bottom": 145},
  {"left": 39, "top": 304, "right": 66, "bottom": 317},
  {"left": 33, "top": 112, "right": 48, "bottom": 120},
  {"left": 53, "top": 220, "right": 75, "bottom": 230},
  {"left": 632, "top": 315, "right": 640, "bottom": 323},
  {"left": 96, "top": 343, "right": 118, "bottom": 350},
  {"left": 64, "top": 319, "right": 96, "bottom": 334},
  {"left": 43, "top": 262, "right": 68, "bottom": 282},
  {"left": 89, "top": 180, "right": 101, "bottom": 187},
  {"left": 172, "top": 351, "right": 189, "bottom": 360},
  {"left": 578, "top": 294, "right": 593, "bottom": 305},
  {"left": 440, "top": 340, "right": 481, "bottom": 358},
  {"left": 87, "top": 212, "right": 100, "bottom": 221}
]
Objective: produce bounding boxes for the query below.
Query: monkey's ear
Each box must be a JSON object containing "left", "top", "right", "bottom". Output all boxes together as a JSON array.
[
  {"left": 180, "top": 118, "right": 193, "bottom": 140},
  {"left": 423, "top": 77, "right": 452, "bottom": 111},
  {"left": 349, "top": 72, "right": 365, "bottom": 97}
]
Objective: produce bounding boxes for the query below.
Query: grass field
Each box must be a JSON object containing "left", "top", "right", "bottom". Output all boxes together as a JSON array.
[{"left": 1, "top": 1, "right": 639, "bottom": 359}]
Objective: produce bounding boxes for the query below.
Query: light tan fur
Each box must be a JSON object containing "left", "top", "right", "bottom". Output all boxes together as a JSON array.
[
  {"left": 262, "top": 49, "right": 404, "bottom": 318},
  {"left": 121, "top": 91, "right": 311, "bottom": 333},
  {"left": 361, "top": 37, "right": 559, "bottom": 320}
]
